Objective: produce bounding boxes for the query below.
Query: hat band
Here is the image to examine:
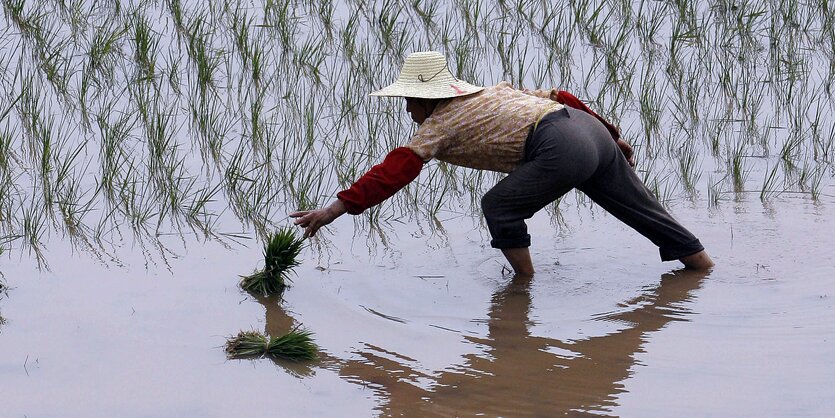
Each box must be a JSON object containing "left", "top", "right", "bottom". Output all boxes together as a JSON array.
[{"left": 417, "top": 64, "right": 455, "bottom": 83}]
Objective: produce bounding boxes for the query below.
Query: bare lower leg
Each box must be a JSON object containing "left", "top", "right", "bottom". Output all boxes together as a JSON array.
[
  {"left": 501, "top": 247, "right": 535, "bottom": 277},
  {"left": 679, "top": 250, "right": 714, "bottom": 270}
]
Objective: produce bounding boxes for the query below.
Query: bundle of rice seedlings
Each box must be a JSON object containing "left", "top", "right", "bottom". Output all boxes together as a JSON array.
[
  {"left": 225, "top": 328, "right": 317, "bottom": 361},
  {"left": 240, "top": 228, "right": 304, "bottom": 296}
]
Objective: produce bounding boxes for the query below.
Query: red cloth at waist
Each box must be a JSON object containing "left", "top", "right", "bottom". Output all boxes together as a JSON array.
[{"left": 554, "top": 90, "right": 620, "bottom": 141}]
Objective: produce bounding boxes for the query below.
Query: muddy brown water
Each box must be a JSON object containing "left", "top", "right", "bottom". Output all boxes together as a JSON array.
[{"left": 1, "top": 194, "right": 834, "bottom": 417}]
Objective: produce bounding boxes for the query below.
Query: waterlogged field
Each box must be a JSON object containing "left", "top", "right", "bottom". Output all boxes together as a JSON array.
[{"left": 1, "top": 0, "right": 834, "bottom": 416}]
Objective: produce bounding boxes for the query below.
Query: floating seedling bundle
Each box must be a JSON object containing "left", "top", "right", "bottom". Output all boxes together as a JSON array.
[
  {"left": 240, "top": 228, "right": 304, "bottom": 296},
  {"left": 225, "top": 328, "right": 317, "bottom": 361}
]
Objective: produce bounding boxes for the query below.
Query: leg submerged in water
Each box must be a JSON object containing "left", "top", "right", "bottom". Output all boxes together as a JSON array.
[
  {"left": 501, "top": 247, "right": 535, "bottom": 277},
  {"left": 679, "top": 250, "right": 714, "bottom": 270}
]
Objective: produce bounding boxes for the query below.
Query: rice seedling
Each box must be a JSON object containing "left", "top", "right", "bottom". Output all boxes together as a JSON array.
[
  {"left": 87, "top": 19, "right": 125, "bottom": 84},
  {"left": 706, "top": 174, "right": 725, "bottom": 208},
  {"left": 3, "top": 0, "right": 44, "bottom": 43},
  {"left": 264, "top": 0, "right": 298, "bottom": 52},
  {"left": 729, "top": 142, "right": 751, "bottom": 194},
  {"left": 131, "top": 11, "right": 159, "bottom": 82},
  {"left": 21, "top": 197, "right": 48, "bottom": 269},
  {"left": 186, "top": 12, "right": 221, "bottom": 94},
  {"left": 166, "top": 0, "right": 186, "bottom": 37},
  {"left": 240, "top": 227, "right": 304, "bottom": 296},
  {"left": 294, "top": 36, "right": 327, "bottom": 85},
  {"left": 808, "top": 166, "right": 825, "bottom": 201},
  {"left": 0, "top": 0, "right": 830, "bottom": 265},
  {"left": 225, "top": 328, "right": 317, "bottom": 361},
  {"left": 760, "top": 163, "right": 782, "bottom": 201},
  {"left": 411, "top": 0, "right": 438, "bottom": 32},
  {"left": 678, "top": 142, "right": 702, "bottom": 197},
  {"left": 229, "top": 5, "right": 252, "bottom": 67},
  {"left": 34, "top": 32, "right": 73, "bottom": 100},
  {"left": 377, "top": 0, "right": 404, "bottom": 53}
]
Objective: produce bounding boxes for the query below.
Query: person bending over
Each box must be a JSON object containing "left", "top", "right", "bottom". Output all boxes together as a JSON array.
[{"left": 291, "top": 51, "right": 714, "bottom": 275}]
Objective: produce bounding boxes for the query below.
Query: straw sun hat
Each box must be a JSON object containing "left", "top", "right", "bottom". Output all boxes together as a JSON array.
[{"left": 370, "top": 51, "right": 484, "bottom": 99}]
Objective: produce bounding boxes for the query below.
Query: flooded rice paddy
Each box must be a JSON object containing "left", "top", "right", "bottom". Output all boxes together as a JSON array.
[
  {"left": 1, "top": 0, "right": 835, "bottom": 416},
  {"left": 2, "top": 197, "right": 834, "bottom": 416}
]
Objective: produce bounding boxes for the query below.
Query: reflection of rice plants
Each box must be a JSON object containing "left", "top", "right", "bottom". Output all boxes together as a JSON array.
[
  {"left": 225, "top": 328, "right": 317, "bottom": 361},
  {"left": 240, "top": 228, "right": 304, "bottom": 296}
]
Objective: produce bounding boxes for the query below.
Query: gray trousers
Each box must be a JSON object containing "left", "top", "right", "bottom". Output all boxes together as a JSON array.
[{"left": 481, "top": 107, "right": 704, "bottom": 261}]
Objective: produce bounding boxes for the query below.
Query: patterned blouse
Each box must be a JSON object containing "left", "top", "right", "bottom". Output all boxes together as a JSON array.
[{"left": 405, "top": 81, "right": 563, "bottom": 173}]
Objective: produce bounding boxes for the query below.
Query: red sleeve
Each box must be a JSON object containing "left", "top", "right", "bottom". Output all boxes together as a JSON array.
[
  {"left": 336, "top": 147, "right": 424, "bottom": 215},
  {"left": 554, "top": 90, "right": 620, "bottom": 141}
]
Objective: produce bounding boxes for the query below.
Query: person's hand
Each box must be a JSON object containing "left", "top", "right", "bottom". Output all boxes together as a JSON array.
[
  {"left": 289, "top": 200, "right": 347, "bottom": 238},
  {"left": 616, "top": 138, "right": 636, "bottom": 167}
]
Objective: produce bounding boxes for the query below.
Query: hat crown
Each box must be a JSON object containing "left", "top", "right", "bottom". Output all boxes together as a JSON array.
[
  {"left": 398, "top": 51, "right": 454, "bottom": 84},
  {"left": 369, "top": 50, "right": 484, "bottom": 99}
]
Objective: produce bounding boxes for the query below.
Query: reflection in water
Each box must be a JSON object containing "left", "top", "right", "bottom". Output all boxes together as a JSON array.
[
  {"left": 254, "top": 294, "right": 322, "bottom": 378},
  {"left": 340, "top": 270, "right": 706, "bottom": 416},
  {"left": 255, "top": 270, "right": 706, "bottom": 416}
]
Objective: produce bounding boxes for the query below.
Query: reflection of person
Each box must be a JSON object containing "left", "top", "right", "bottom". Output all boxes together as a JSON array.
[
  {"left": 338, "top": 270, "right": 708, "bottom": 416},
  {"left": 254, "top": 294, "right": 320, "bottom": 377},
  {"left": 291, "top": 51, "right": 714, "bottom": 274}
]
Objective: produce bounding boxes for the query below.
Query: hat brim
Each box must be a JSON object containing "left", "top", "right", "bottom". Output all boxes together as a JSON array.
[{"left": 370, "top": 80, "right": 484, "bottom": 99}]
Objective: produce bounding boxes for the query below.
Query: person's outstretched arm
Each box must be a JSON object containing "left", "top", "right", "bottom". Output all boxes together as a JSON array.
[{"left": 290, "top": 147, "right": 424, "bottom": 237}]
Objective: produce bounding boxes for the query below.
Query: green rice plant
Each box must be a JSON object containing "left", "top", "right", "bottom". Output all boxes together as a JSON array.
[
  {"left": 808, "top": 166, "right": 825, "bottom": 201},
  {"left": 186, "top": 12, "right": 220, "bottom": 93},
  {"left": 780, "top": 132, "right": 803, "bottom": 170},
  {"left": 760, "top": 162, "right": 781, "bottom": 201},
  {"left": 583, "top": 1, "right": 610, "bottom": 48},
  {"left": 293, "top": 36, "right": 327, "bottom": 85},
  {"left": 457, "top": 0, "right": 483, "bottom": 43},
  {"left": 240, "top": 228, "right": 304, "bottom": 296},
  {"left": 131, "top": 11, "right": 159, "bottom": 82},
  {"left": 54, "top": 0, "right": 86, "bottom": 38},
  {"left": 3, "top": 0, "right": 45, "bottom": 42},
  {"left": 728, "top": 148, "right": 750, "bottom": 194},
  {"left": 377, "top": 0, "right": 403, "bottom": 52},
  {"left": 184, "top": 182, "right": 222, "bottom": 236},
  {"left": 88, "top": 22, "right": 126, "bottom": 84},
  {"left": 411, "top": 0, "right": 438, "bottom": 31},
  {"left": 339, "top": 9, "right": 360, "bottom": 60},
  {"left": 38, "top": 36, "right": 72, "bottom": 98},
  {"left": 678, "top": 142, "right": 702, "bottom": 197},
  {"left": 249, "top": 35, "right": 264, "bottom": 85},
  {"left": 706, "top": 174, "right": 725, "bottom": 208},
  {"left": 264, "top": 0, "right": 297, "bottom": 51},
  {"left": 21, "top": 197, "right": 48, "bottom": 268},
  {"left": 315, "top": 0, "right": 335, "bottom": 36},
  {"left": 225, "top": 328, "right": 317, "bottom": 361},
  {"left": 638, "top": 68, "right": 664, "bottom": 148},
  {"left": 230, "top": 6, "right": 251, "bottom": 67},
  {"left": 166, "top": 0, "right": 186, "bottom": 38}
]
